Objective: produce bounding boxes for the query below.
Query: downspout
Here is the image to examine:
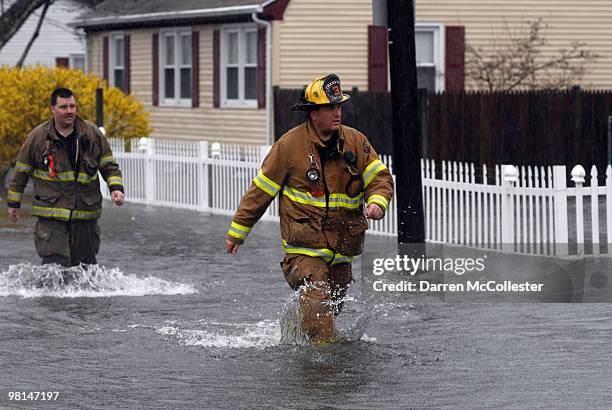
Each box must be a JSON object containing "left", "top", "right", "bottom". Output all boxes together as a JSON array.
[{"left": 251, "top": 11, "right": 272, "bottom": 146}]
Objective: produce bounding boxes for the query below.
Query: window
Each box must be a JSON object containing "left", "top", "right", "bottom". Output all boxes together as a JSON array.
[
  {"left": 222, "top": 25, "right": 258, "bottom": 107},
  {"left": 415, "top": 23, "right": 445, "bottom": 92},
  {"left": 160, "top": 29, "right": 192, "bottom": 105},
  {"left": 110, "top": 33, "right": 125, "bottom": 91},
  {"left": 70, "top": 54, "right": 86, "bottom": 71}
]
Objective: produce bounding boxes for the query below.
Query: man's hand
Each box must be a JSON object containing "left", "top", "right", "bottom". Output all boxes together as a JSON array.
[
  {"left": 8, "top": 208, "right": 20, "bottom": 223},
  {"left": 365, "top": 203, "right": 384, "bottom": 220},
  {"left": 111, "top": 190, "right": 125, "bottom": 206},
  {"left": 226, "top": 239, "right": 240, "bottom": 255}
]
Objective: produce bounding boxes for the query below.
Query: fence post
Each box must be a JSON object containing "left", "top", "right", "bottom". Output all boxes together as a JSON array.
[
  {"left": 198, "top": 141, "right": 209, "bottom": 212},
  {"left": 553, "top": 165, "right": 569, "bottom": 256},
  {"left": 571, "top": 165, "right": 586, "bottom": 256},
  {"left": 144, "top": 138, "right": 156, "bottom": 204},
  {"left": 501, "top": 165, "right": 518, "bottom": 252}
]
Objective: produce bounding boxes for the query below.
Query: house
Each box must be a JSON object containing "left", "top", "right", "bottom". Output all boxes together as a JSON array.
[
  {"left": 0, "top": 0, "right": 87, "bottom": 69},
  {"left": 72, "top": 0, "right": 612, "bottom": 145}
]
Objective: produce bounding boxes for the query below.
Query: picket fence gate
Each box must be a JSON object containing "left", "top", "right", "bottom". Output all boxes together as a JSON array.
[{"left": 101, "top": 137, "right": 612, "bottom": 257}]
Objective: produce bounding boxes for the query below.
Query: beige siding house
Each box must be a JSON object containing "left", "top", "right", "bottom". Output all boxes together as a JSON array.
[
  {"left": 416, "top": 0, "right": 612, "bottom": 91},
  {"left": 73, "top": 0, "right": 612, "bottom": 145}
]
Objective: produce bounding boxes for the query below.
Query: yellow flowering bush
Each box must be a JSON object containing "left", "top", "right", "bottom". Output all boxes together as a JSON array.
[{"left": 0, "top": 66, "right": 152, "bottom": 169}]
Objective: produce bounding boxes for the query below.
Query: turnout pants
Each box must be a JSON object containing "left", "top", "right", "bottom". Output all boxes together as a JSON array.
[
  {"left": 281, "top": 254, "right": 352, "bottom": 343},
  {"left": 34, "top": 218, "right": 100, "bottom": 267}
]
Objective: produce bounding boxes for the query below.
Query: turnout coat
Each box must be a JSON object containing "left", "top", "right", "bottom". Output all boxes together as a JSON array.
[
  {"left": 227, "top": 120, "right": 394, "bottom": 264},
  {"left": 7, "top": 116, "right": 123, "bottom": 221}
]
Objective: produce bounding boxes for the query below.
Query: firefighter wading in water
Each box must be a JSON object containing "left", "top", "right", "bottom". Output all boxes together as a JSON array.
[
  {"left": 226, "top": 74, "right": 394, "bottom": 343},
  {"left": 7, "top": 87, "right": 124, "bottom": 267}
]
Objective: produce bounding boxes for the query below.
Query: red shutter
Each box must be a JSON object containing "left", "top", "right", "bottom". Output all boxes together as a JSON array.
[
  {"left": 55, "top": 57, "right": 69, "bottom": 68},
  {"left": 191, "top": 31, "right": 200, "bottom": 108},
  {"left": 257, "top": 27, "right": 266, "bottom": 109},
  {"left": 368, "top": 25, "right": 388, "bottom": 92},
  {"left": 152, "top": 33, "right": 159, "bottom": 106},
  {"left": 445, "top": 26, "right": 465, "bottom": 91},
  {"left": 213, "top": 29, "right": 220, "bottom": 108},
  {"left": 124, "top": 34, "right": 131, "bottom": 94},
  {"left": 103, "top": 36, "right": 109, "bottom": 82}
]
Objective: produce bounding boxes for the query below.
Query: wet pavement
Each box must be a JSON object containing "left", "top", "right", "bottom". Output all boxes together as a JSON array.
[{"left": 1, "top": 199, "right": 612, "bottom": 409}]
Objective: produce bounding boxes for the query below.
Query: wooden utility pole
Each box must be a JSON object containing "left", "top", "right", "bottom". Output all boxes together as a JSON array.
[{"left": 387, "top": 0, "right": 425, "bottom": 251}]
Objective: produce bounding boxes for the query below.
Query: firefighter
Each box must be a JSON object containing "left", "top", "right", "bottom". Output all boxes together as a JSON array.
[
  {"left": 226, "top": 74, "right": 394, "bottom": 343},
  {"left": 7, "top": 87, "right": 124, "bottom": 267}
]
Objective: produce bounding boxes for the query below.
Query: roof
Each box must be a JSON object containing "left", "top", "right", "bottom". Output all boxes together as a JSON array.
[{"left": 72, "top": 0, "right": 284, "bottom": 29}]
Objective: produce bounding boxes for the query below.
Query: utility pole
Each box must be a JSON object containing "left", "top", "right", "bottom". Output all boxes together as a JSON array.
[{"left": 387, "top": 0, "right": 425, "bottom": 254}]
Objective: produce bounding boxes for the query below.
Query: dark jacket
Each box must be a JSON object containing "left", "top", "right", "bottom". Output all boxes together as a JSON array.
[{"left": 7, "top": 116, "right": 123, "bottom": 221}]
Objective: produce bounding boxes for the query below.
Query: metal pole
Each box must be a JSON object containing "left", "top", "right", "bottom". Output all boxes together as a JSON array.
[
  {"left": 387, "top": 0, "right": 425, "bottom": 254},
  {"left": 96, "top": 87, "right": 104, "bottom": 127}
]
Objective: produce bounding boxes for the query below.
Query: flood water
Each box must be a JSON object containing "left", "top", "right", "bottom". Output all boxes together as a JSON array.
[{"left": 1, "top": 200, "right": 612, "bottom": 409}]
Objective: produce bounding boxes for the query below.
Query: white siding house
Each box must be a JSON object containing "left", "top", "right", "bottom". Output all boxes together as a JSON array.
[{"left": 0, "top": 0, "right": 87, "bottom": 69}]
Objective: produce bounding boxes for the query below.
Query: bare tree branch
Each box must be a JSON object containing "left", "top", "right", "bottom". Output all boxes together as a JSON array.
[
  {"left": 16, "top": 0, "right": 51, "bottom": 68},
  {"left": 0, "top": 0, "right": 49, "bottom": 51},
  {"left": 465, "top": 18, "right": 598, "bottom": 91},
  {"left": 0, "top": 0, "right": 107, "bottom": 52}
]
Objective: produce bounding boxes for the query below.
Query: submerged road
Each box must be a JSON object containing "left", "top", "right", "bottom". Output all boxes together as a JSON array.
[{"left": 0, "top": 200, "right": 611, "bottom": 408}]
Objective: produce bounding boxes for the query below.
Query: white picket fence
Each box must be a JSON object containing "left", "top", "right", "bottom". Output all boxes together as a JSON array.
[
  {"left": 422, "top": 160, "right": 612, "bottom": 256},
  {"left": 102, "top": 137, "right": 612, "bottom": 256}
]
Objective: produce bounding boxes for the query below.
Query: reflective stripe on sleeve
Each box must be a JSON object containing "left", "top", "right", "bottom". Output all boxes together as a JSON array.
[
  {"left": 107, "top": 176, "right": 123, "bottom": 186},
  {"left": 15, "top": 162, "right": 33, "bottom": 175},
  {"left": 367, "top": 194, "right": 389, "bottom": 211},
  {"left": 100, "top": 155, "right": 117, "bottom": 167},
  {"left": 7, "top": 190, "right": 23, "bottom": 203},
  {"left": 253, "top": 170, "right": 281, "bottom": 197},
  {"left": 228, "top": 221, "right": 253, "bottom": 240},
  {"left": 362, "top": 159, "right": 388, "bottom": 188}
]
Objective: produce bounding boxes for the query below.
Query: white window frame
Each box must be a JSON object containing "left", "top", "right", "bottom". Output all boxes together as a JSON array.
[
  {"left": 220, "top": 24, "right": 258, "bottom": 108},
  {"left": 159, "top": 28, "right": 193, "bottom": 107},
  {"left": 109, "top": 32, "right": 125, "bottom": 91},
  {"left": 415, "top": 23, "right": 445, "bottom": 93},
  {"left": 69, "top": 53, "right": 86, "bottom": 72}
]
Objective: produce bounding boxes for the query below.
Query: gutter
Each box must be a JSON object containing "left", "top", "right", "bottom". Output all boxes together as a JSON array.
[
  {"left": 70, "top": 5, "right": 262, "bottom": 28},
  {"left": 252, "top": 9, "right": 273, "bottom": 146}
]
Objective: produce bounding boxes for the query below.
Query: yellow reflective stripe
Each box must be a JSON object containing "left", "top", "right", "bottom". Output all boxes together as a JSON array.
[
  {"left": 228, "top": 221, "right": 252, "bottom": 240},
  {"left": 15, "top": 162, "right": 33, "bottom": 174},
  {"left": 32, "top": 206, "right": 101, "bottom": 221},
  {"left": 32, "top": 206, "right": 72, "bottom": 221},
  {"left": 367, "top": 194, "right": 389, "bottom": 211},
  {"left": 362, "top": 159, "right": 387, "bottom": 188},
  {"left": 253, "top": 170, "right": 280, "bottom": 197},
  {"left": 257, "top": 170, "right": 281, "bottom": 191},
  {"left": 33, "top": 169, "right": 72, "bottom": 181},
  {"left": 328, "top": 193, "right": 363, "bottom": 209},
  {"left": 7, "top": 190, "right": 23, "bottom": 202},
  {"left": 282, "top": 186, "right": 363, "bottom": 209},
  {"left": 32, "top": 169, "right": 98, "bottom": 184},
  {"left": 282, "top": 240, "right": 353, "bottom": 264},
  {"left": 100, "top": 155, "right": 116, "bottom": 166},
  {"left": 76, "top": 173, "right": 99, "bottom": 184},
  {"left": 107, "top": 176, "right": 123, "bottom": 186},
  {"left": 72, "top": 209, "right": 102, "bottom": 220},
  {"left": 282, "top": 186, "right": 326, "bottom": 206}
]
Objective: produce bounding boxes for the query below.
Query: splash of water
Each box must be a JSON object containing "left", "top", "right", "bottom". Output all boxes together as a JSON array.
[
  {"left": 157, "top": 320, "right": 281, "bottom": 349},
  {"left": 0, "top": 263, "right": 198, "bottom": 298}
]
